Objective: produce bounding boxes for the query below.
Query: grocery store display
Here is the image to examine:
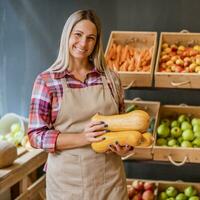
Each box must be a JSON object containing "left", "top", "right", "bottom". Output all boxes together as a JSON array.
[
  {"left": 105, "top": 31, "right": 157, "bottom": 87},
  {"left": 0, "top": 140, "right": 17, "bottom": 168},
  {"left": 153, "top": 105, "right": 200, "bottom": 164},
  {"left": 154, "top": 32, "right": 200, "bottom": 88}
]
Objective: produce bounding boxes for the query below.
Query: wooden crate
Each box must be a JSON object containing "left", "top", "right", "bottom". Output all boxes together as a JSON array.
[
  {"left": 153, "top": 105, "right": 200, "bottom": 165},
  {"left": 105, "top": 31, "right": 158, "bottom": 88},
  {"left": 154, "top": 32, "right": 200, "bottom": 89},
  {"left": 122, "top": 99, "right": 160, "bottom": 160},
  {"left": 0, "top": 148, "right": 47, "bottom": 200},
  {"left": 127, "top": 178, "right": 200, "bottom": 200}
]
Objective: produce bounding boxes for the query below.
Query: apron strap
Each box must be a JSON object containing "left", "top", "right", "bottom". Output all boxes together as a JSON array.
[
  {"left": 101, "top": 75, "right": 119, "bottom": 113},
  {"left": 60, "top": 77, "right": 68, "bottom": 88}
]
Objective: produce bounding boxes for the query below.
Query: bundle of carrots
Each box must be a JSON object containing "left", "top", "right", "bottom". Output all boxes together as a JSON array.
[{"left": 105, "top": 42, "right": 153, "bottom": 72}]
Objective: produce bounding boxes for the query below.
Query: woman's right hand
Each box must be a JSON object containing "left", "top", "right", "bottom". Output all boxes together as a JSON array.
[{"left": 82, "top": 121, "right": 108, "bottom": 145}]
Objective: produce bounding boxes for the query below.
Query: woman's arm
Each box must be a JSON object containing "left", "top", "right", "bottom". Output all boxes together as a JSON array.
[{"left": 56, "top": 121, "right": 107, "bottom": 150}]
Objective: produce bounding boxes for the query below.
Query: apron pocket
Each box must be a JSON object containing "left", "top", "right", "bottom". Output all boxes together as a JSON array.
[{"left": 46, "top": 152, "right": 83, "bottom": 192}]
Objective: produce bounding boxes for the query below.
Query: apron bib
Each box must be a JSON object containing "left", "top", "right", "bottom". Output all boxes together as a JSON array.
[{"left": 46, "top": 76, "right": 128, "bottom": 200}]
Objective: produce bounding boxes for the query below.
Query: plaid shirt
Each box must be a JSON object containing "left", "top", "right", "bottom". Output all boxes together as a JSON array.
[{"left": 28, "top": 68, "right": 124, "bottom": 153}]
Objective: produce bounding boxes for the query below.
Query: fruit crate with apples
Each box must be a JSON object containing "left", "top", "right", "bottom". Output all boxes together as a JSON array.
[
  {"left": 126, "top": 178, "right": 158, "bottom": 200},
  {"left": 123, "top": 99, "right": 160, "bottom": 160},
  {"left": 157, "top": 180, "right": 200, "bottom": 200},
  {"left": 126, "top": 178, "right": 200, "bottom": 200},
  {"left": 105, "top": 31, "right": 157, "bottom": 88},
  {"left": 153, "top": 104, "right": 200, "bottom": 165},
  {"left": 154, "top": 32, "right": 200, "bottom": 89}
]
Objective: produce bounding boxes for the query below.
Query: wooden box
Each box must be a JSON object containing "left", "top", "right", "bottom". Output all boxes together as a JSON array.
[
  {"left": 105, "top": 31, "right": 157, "bottom": 88},
  {"left": 127, "top": 178, "right": 200, "bottom": 200},
  {"left": 123, "top": 99, "right": 160, "bottom": 160},
  {"left": 153, "top": 105, "right": 200, "bottom": 165},
  {"left": 154, "top": 32, "right": 200, "bottom": 89}
]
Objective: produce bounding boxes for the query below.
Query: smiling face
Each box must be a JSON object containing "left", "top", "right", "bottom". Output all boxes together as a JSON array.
[{"left": 69, "top": 19, "right": 97, "bottom": 62}]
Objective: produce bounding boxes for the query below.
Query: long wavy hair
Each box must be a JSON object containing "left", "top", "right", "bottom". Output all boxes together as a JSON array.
[{"left": 48, "top": 10, "right": 121, "bottom": 106}]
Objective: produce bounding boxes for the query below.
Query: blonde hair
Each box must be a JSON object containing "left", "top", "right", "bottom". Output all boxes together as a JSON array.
[{"left": 48, "top": 10, "right": 121, "bottom": 106}]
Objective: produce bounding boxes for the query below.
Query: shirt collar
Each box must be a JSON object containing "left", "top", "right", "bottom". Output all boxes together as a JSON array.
[{"left": 52, "top": 66, "right": 101, "bottom": 79}]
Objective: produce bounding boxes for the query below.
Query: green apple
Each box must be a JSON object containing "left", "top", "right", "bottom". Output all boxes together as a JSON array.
[
  {"left": 177, "top": 136, "right": 183, "bottom": 144},
  {"left": 191, "top": 118, "right": 200, "bottom": 126},
  {"left": 181, "top": 141, "right": 192, "bottom": 148},
  {"left": 194, "top": 131, "right": 200, "bottom": 138},
  {"left": 192, "top": 138, "right": 200, "bottom": 147},
  {"left": 157, "top": 124, "right": 170, "bottom": 138},
  {"left": 166, "top": 186, "right": 178, "bottom": 197},
  {"left": 181, "top": 121, "right": 192, "bottom": 131},
  {"left": 182, "top": 129, "right": 194, "bottom": 141},
  {"left": 10, "top": 123, "right": 21, "bottom": 133},
  {"left": 171, "top": 120, "right": 180, "bottom": 128},
  {"left": 178, "top": 114, "right": 190, "bottom": 123},
  {"left": 168, "top": 139, "right": 177, "bottom": 147},
  {"left": 166, "top": 198, "right": 175, "bottom": 200},
  {"left": 161, "top": 118, "right": 171, "bottom": 127},
  {"left": 171, "top": 127, "right": 182, "bottom": 138},
  {"left": 193, "top": 124, "right": 200, "bottom": 133},
  {"left": 0, "top": 134, "right": 6, "bottom": 141},
  {"left": 184, "top": 186, "right": 197, "bottom": 197},
  {"left": 13, "top": 131, "right": 25, "bottom": 146},
  {"left": 157, "top": 138, "right": 168, "bottom": 146},
  {"left": 159, "top": 192, "right": 168, "bottom": 200},
  {"left": 188, "top": 196, "right": 200, "bottom": 200},
  {"left": 175, "top": 193, "right": 187, "bottom": 200}
]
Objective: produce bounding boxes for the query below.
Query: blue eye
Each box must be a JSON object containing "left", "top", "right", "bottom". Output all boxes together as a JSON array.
[{"left": 75, "top": 33, "right": 81, "bottom": 37}]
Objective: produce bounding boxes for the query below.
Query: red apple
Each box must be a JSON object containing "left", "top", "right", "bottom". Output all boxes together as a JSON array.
[
  {"left": 127, "top": 185, "right": 135, "bottom": 199},
  {"left": 142, "top": 190, "right": 154, "bottom": 200},
  {"left": 132, "top": 180, "right": 144, "bottom": 191},
  {"left": 143, "top": 182, "right": 155, "bottom": 191},
  {"left": 132, "top": 192, "right": 143, "bottom": 200}
]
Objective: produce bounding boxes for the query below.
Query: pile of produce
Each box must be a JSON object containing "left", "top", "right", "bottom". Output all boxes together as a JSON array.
[
  {"left": 127, "top": 180, "right": 156, "bottom": 200},
  {"left": 91, "top": 109, "right": 154, "bottom": 153},
  {"left": 156, "top": 114, "right": 200, "bottom": 148},
  {"left": 158, "top": 185, "right": 200, "bottom": 200},
  {"left": 0, "top": 122, "right": 25, "bottom": 147},
  {"left": 105, "top": 41, "right": 153, "bottom": 72},
  {"left": 158, "top": 42, "right": 200, "bottom": 73}
]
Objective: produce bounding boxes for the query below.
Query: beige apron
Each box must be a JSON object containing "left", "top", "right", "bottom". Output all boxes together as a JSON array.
[{"left": 46, "top": 75, "right": 128, "bottom": 200}]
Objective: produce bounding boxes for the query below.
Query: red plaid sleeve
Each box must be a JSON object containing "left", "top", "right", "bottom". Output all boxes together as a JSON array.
[{"left": 28, "top": 74, "right": 60, "bottom": 153}]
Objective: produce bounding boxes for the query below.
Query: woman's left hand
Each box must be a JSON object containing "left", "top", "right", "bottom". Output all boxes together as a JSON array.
[{"left": 107, "top": 142, "right": 134, "bottom": 157}]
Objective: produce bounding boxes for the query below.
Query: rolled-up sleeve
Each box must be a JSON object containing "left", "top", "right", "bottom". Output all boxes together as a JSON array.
[{"left": 28, "top": 75, "right": 60, "bottom": 153}]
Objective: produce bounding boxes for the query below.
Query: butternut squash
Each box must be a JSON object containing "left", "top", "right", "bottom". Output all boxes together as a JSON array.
[
  {"left": 91, "top": 131, "right": 142, "bottom": 153},
  {"left": 0, "top": 141, "right": 17, "bottom": 168},
  {"left": 91, "top": 110, "right": 150, "bottom": 133},
  {"left": 138, "top": 132, "right": 154, "bottom": 147}
]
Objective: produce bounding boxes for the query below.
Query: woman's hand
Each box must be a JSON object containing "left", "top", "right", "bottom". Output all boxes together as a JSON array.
[
  {"left": 82, "top": 121, "right": 108, "bottom": 145},
  {"left": 107, "top": 142, "right": 134, "bottom": 157}
]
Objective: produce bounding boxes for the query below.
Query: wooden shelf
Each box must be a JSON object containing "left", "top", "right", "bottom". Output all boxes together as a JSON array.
[{"left": 0, "top": 148, "right": 47, "bottom": 200}]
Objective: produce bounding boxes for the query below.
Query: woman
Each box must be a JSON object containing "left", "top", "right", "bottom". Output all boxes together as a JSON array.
[{"left": 28, "top": 9, "right": 132, "bottom": 200}]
